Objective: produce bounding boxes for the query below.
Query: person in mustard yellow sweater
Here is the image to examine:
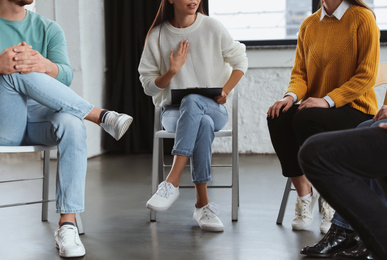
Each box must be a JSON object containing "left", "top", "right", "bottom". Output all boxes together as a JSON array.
[{"left": 266, "top": 0, "right": 379, "bottom": 249}]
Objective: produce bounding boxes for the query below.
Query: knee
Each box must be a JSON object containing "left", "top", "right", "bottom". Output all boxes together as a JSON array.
[
  {"left": 180, "top": 94, "right": 203, "bottom": 111},
  {"left": 267, "top": 113, "right": 286, "bottom": 131},
  {"left": 292, "top": 108, "right": 314, "bottom": 129},
  {"left": 298, "top": 134, "right": 323, "bottom": 175}
]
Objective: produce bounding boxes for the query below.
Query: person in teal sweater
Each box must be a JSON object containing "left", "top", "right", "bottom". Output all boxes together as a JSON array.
[{"left": 0, "top": 0, "right": 133, "bottom": 257}]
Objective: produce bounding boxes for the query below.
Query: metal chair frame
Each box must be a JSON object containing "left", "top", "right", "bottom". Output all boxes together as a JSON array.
[
  {"left": 276, "top": 62, "right": 387, "bottom": 225},
  {"left": 0, "top": 145, "right": 84, "bottom": 234},
  {"left": 150, "top": 87, "right": 240, "bottom": 222}
]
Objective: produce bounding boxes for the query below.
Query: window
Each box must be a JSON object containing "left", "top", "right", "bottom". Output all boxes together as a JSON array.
[{"left": 208, "top": 0, "right": 387, "bottom": 46}]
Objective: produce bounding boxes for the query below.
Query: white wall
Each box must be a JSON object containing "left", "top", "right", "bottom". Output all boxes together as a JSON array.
[
  {"left": 35, "top": 0, "right": 105, "bottom": 158},
  {"left": 32, "top": 1, "right": 387, "bottom": 155},
  {"left": 212, "top": 46, "right": 387, "bottom": 153}
]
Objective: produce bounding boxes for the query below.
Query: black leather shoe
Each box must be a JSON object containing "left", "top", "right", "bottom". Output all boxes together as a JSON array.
[
  {"left": 300, "top": 224, "right": 358, "bottom": 257},
  {"left": 336, "top": 239, "right": 374, "bottom": 259}
]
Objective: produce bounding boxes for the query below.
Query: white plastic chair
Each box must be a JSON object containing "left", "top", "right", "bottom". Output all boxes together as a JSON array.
[
  {"left": 0, "top": 145, "right": 84, "bottom": 234},
  {"left": 276, "top": 62, "right": 387, "bottom": 225},
  {"left": 150, "top": 87, "right": 240, "bottom": 222}
]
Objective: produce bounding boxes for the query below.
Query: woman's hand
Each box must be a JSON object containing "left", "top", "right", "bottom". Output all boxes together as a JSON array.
[
  {"left": 374, "top": 105, "right": 387, "bottom": 122},
  {"left": 298, "top": 97, "right": 329, "bottom": 110},
  {"left": 169, "top": 40, "right": 189, "bottom": 75},
  {"left": 215, "top": 90, "right": 228, "bottom": 104},
  {"left": 267, "top": 95, "right": 294, "bottom": 118}
]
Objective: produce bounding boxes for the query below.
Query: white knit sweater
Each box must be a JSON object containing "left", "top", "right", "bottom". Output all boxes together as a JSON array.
[{"left": 138, "top": 13, "right": 248, "bottom": 107}]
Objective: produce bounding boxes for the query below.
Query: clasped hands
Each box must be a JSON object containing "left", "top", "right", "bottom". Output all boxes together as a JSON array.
[{"left": 0, "top": 41, "right": 50, "bottom": 75}]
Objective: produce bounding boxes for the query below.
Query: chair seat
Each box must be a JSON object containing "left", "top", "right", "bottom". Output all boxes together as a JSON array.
[
  {"left": 155, "top": 129, "right": 232, "bottom": 139},
  {"left": 0, "top": 145, "right": 56, "bottom": 153}
]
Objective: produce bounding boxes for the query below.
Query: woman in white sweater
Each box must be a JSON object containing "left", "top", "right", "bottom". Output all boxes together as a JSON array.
[{"left": 138, "top": 0, "right": 247, "bottom": 232}]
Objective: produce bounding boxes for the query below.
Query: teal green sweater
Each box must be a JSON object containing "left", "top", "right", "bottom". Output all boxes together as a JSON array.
[{"left": 0, "top": 10, "right": 73, "bottom": 86}]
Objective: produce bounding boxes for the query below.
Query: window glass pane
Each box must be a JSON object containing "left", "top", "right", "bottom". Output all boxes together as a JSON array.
[
  {"left": 209, "top": 0, "right": 312, "bottom": 41},
  {"left": 367, "top": 0, "right": 387, "bottom": 30}
]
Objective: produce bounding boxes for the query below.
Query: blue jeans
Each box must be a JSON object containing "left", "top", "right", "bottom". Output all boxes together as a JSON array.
[
  {"left": 332, "top": 118, "right": 387, "bottom": 230},
  {"left": 161, "top": 94, "right": 228, "bottom": 183},
  {"left": 0, "top": 72, "right": 93, "bottom": 213}
]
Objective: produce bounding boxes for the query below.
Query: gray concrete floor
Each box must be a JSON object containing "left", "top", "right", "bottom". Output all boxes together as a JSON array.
[{"left": 0, "top": 154, "right": 334, "bottom": 260}]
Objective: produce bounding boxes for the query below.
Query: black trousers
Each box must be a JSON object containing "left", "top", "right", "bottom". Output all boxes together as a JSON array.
[
  {"left": 267, "top": 105, "right": 373, "bottom": 177},
  {"left": 299, "top": 127, "right": 387, "bottom": 260}
]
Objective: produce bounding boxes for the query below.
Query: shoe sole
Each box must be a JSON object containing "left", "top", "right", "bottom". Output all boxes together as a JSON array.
[
  {"left": 55, "top": 241, "right": 86, "bottom": 258},
  {"left": 198, "top": 225, "right": 224, "bottom": 232},
  {"left": 146, "top": 202, "right": 170, "bottom": 212},
  {"left": 193, "top": 217, "right": 224, "bottom": 232},
  {"left": 300, "top": 251, "right": 333, "bottom": 258},
  {"left": 115, "top": 115, "right": 133, "bottom": 140}
]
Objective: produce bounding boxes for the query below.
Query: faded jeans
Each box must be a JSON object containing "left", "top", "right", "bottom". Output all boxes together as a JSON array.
[
  {"left": 161, "top": 94, "right": 228, "bottom": 183},
  {"left": 0, "top": 72, "right": 93, "bottom": 213}
]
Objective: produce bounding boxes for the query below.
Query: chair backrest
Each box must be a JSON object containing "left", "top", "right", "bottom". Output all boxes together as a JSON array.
[
  {"left": 375, "top": 62, "right": 387, "bottom": 105},
  {"left": 153, "top": 87, "right": 239, "bottom": 133}
]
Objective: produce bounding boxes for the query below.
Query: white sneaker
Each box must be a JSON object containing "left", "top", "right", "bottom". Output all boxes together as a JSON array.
[
  {"left": 100, "top": 111, "right": 133, "bottom": 141},
  {"left": 320, "top": 198, "right": 335, "bottom": 234},
  {"left": 292, "top": 186, "right": 319, "bottom": 230},
  {"left": 146, "top": 181, "right": 179, "bottom": 212},
  {"left": 193, "top": 203, "right": 224, "bottom": 232},
  {"left": 54, "top": 224, "right": 85, "bottom": 258}
]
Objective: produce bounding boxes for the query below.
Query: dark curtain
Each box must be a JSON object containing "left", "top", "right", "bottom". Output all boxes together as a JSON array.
[
  {"left": 103, "top": 0, "right": 159, "bottom": 153},
  {"left": 103, "top": 0, "right": 208, "bottom": 154}
]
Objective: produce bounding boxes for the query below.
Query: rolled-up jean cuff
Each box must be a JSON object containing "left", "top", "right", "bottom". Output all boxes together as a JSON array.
[
  {"left": 331, "top": 218, "right": 353, "bottom": 230},
  {"left": 193, "top": 176, "right": 212, "bottom": 184},
  {"left": 56, "top": 209, "right": 85, "bottom": 214},
  {"left": 172, "top": 149, "right": 192, "bottom": 157}
]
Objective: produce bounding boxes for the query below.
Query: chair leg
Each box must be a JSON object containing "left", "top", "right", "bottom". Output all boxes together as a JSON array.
[
  {"left": 231, "top": 151, "right": 239, "bottom": 221},
  {"left": 42, "top": 149, "right": 50, "bottom": 222},
  {"left": 276, "top": 178, "right": 292, "bottom": 225},
  {"left": 75, "top": 212, "right": 85, "bottom": 235},
  {"left": 150, "top": 137, "right": 162, "bottom": 222}
]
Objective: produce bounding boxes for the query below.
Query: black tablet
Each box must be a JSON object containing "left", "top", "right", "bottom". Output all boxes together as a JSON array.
[{"left": 171, "top": 87, "right": 223, "bottom": 105}]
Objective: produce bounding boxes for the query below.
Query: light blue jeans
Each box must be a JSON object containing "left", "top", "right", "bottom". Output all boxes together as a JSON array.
[
  {"left": 0, "top": 72, "right": 93, "bottom": 213},
  {"left": 331, "top": 118, "right": 387, "bottom": 230},
  {"left": 161, "top": 94, "right": 228, "bottom": 183}
]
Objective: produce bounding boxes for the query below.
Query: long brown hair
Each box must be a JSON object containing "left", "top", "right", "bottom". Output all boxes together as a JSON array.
[
  {"left": 144, "top": 0, "right": 206, "bottom": 44},
  {"left": 320, "top": 0, "right": 375, "bottom": 18}
]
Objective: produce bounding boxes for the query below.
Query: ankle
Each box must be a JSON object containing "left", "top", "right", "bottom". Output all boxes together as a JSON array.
[
  {"left": 165, "top": 179, "right": 179, "bottom": 188},
  {"left": 195, "top": 201, "right": 209, "bottom": 209}
]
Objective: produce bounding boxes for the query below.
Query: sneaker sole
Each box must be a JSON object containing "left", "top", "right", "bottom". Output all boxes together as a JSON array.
[
  {"left": 146, "top": 202, "right": 170, "bottom": 212},
  {"left": 198, "top": 225, "right": 224, "bottom": 232},
  {"left": 193, "top": 217, "right": 224, "bottom": 232},
  {"left": 55, "top": 241, "right": 86, "bottom": 258},
  {"left": 115, "top": 115, "right": 133, "bottom": 140}
]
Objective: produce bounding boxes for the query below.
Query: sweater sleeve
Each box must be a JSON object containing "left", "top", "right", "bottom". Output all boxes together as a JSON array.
[
  {"left": 220, "top": 23, "right": 248, "bottom": 73},
  {"left": 285, "top": 23, "right": 308, "bottom": 101},
  {"left": 326, "top": 11, "right": 380, "bottom": 107},
  {"left": 46, "top": 22, "right": 73, "bottom": 87},
  {"left": 138, "top": 33, "right": 164, "bottom": 97}
]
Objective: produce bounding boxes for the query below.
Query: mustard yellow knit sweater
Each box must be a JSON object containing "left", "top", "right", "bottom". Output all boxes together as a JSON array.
[{"left": 286, "top": 6, "right": 380, "bottom": 115}]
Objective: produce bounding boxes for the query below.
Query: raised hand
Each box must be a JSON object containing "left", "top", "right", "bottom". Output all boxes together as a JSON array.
[{"left": 169, "top": 40, "right": 189, "bottom": 74}]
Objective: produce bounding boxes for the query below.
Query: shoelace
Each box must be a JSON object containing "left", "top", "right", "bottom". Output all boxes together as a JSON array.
[
  {"left": 59, "top": 226, "right": 79, "bottom": 246},
  {"left": 321, "top": 200, "right": 334, "bottom": 221},
  {"left": 156, "top": 182, "right": 175, "bottom": 198},
  {"left": 202, "top": 203, "right": 220, "bottom": 219},
  {"left": 295, "top": 198, "right": 312, "bottom": 219}
]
